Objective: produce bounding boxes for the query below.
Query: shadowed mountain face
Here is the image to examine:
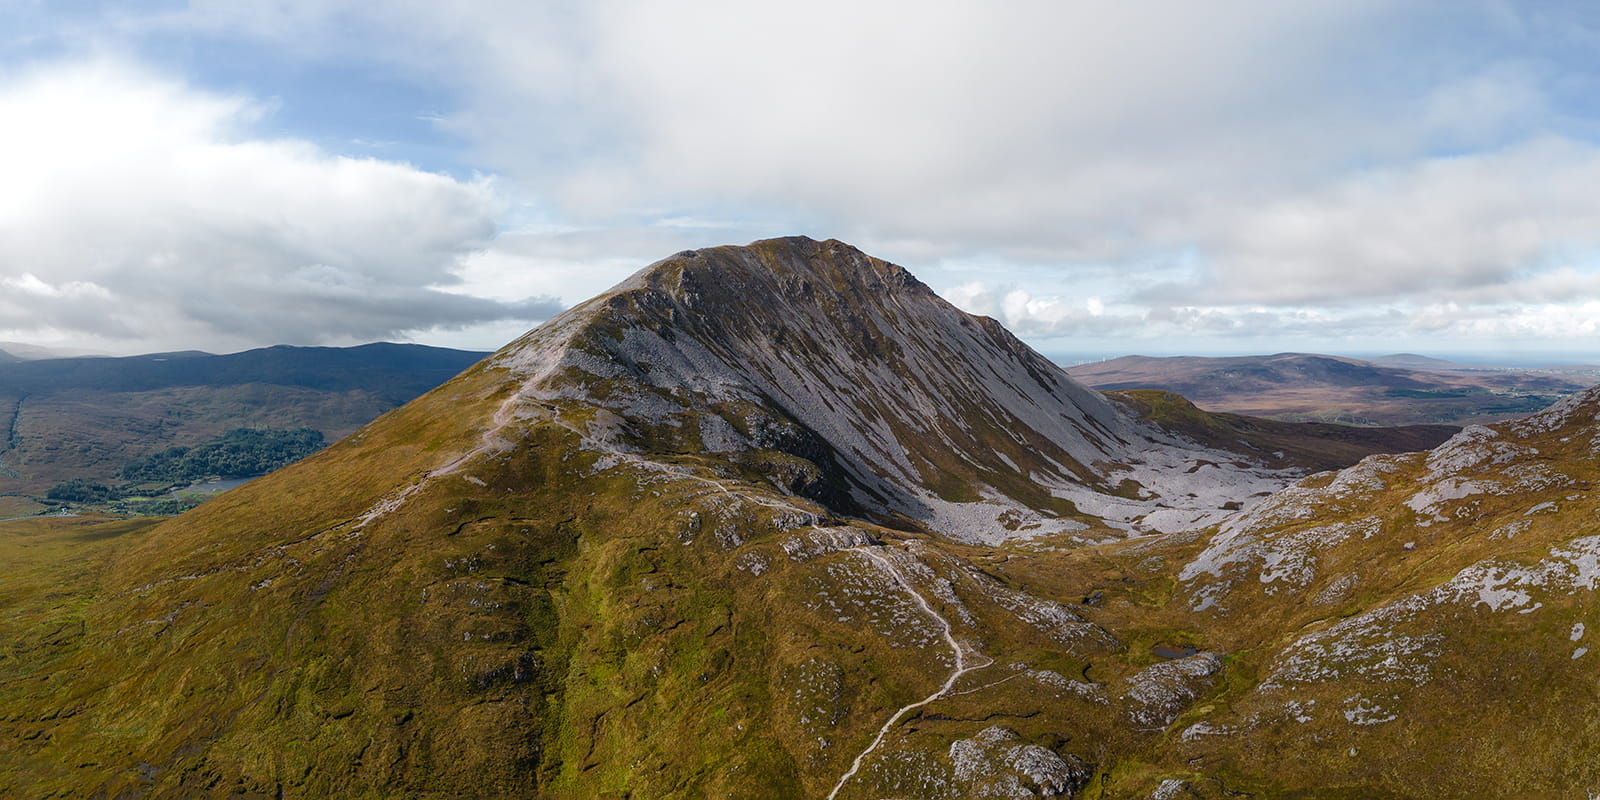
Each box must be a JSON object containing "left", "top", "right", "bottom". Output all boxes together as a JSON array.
[{"left": 0, "top": 237, "right": 1566, "bottom": 799}]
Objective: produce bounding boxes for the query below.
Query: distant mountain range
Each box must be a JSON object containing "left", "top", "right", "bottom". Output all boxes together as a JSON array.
[
  {"left": 0, "top": 343, "right": 488, "bottom": 499},
  {"left": 0, "top": 341, "right": 110, "bottom": 360},
  {"left": 1364, "top": 352, "right": 1466, "bottom": 370},
  {"left": 1067, "top": 352, "right": 1599, "bottom": 425}
]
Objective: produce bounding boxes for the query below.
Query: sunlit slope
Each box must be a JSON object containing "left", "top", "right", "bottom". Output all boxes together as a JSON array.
[{"left": 1117, "top": 385, "right": 1600, "bottom": 797}]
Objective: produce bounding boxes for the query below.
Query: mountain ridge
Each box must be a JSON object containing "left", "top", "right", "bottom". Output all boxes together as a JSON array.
[
  {"left": 481, "top": 237, "right": 1431, "bottom": 539},
  {"left": 0, "top": 236, "right": 1571, "bottom": 798}
]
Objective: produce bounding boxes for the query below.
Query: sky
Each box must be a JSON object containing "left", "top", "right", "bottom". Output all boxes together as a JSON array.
[{"left": 3, "top": 1, "right": 1600, "bottom": 363}]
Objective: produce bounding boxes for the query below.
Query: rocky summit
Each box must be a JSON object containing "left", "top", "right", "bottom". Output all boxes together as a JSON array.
[{"left": 1, "top": 237, "right": 1586, "bottom": 798}]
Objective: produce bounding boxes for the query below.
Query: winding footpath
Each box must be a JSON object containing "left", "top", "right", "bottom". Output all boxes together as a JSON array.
[
  {"left": 350, "top": 391, "right": 990, "bottom": 800},
  {"left": 545, "top": 407, "right": 993, "bottom": 799},
  {"left": 826, "top": 546, "right": 993, "bottom": 800},
  {"left": 543, "top": 401, "right": 1007, "bottom": 798}
]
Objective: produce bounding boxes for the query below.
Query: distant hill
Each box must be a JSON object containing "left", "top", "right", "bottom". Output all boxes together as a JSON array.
[
  {"left": 1366, "top": 352, "right": 1463, "bottom": 370},
  {"left": 0, "top": 343, "right": 489, "bottom": 496},
  {"left": 1106, "top": 389, "right": 1457, "bottom": 474},
  {"left": 1068, "top": 352, "right": 1598, "bottom": 425},
  {"left": 1369, "top": 352, "right": 1600, "bottom": 372},
  {"left": 0, "top": 342, "right": 484, "bottom": 398},
  {"left": 0, "top": 341, "right": 110, "bottom": 360}
]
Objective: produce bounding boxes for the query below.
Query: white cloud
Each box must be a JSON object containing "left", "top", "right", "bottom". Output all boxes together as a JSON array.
[
  {"left": 0, "top": 58, "right": 559, "bottom": 353},
  {"left": 1134, "top": 137, "right": 1600, "bottom": 309},
  {"left": 157, "top": 4, "right": 1600, "bottom": 261},
  {"left": 943, "top": 282, "right": 1135, "bottom": 338},
  {"left": 944, "top": 274, "right": 1600, "bottom": 356},
  {"left": 12, "top": 2, "right": 1600, "bottom": 356},
  {"left": 1411, "top": 300, "right": 1600, "bottom": 339},
  {"left": 132, "top": 2, "right": 1404, "bottom": 231},
  {"left": 0, "top": 273, "right": 112, "bottom": 299}
]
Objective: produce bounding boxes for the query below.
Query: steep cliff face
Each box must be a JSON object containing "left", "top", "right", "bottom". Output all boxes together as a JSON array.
[{"left": 0, "top": 237, "right": 1541, "bottom": 799}]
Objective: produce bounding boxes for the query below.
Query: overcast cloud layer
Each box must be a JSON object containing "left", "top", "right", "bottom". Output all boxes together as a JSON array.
[
  {"left": 4, "top": 1, "right": 1600, "bottom": 358},
  {"left": 0, "top": 57, "right": 563, "bottom": 354}
]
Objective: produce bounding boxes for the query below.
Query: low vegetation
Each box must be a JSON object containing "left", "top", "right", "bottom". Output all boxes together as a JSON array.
[
  {"left": 0, "top": 343, "right": 485, "bottom": 497},
  {"left": 27, "top": 428, "right": 327, "bottom": 517},
  {"left": 117, "top": 427, "right": 325, "bottom": 482},
  {"left": 43, "top": 477, "right": 119, "bottom": 503}
]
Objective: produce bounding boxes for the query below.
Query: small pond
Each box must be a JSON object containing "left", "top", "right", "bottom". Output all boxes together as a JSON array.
[{"left": 1151, "top": 643, "right": 1200, "bottom": 660}]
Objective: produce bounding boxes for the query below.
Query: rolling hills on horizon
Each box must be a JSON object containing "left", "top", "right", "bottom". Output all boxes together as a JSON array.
[
  {"left": 2, "top": 237, "right": 1596, "bottom": 798},
  {"left": 1068, "top": 352, "right": 1599, "bottom": 427},
  {"left": 0, "top": 341, "right": 113, "bottom": 361}
]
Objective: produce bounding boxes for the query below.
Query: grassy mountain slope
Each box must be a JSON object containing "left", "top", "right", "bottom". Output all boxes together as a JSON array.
[
  {"left": 3, "top": 348, "right": 1096, "bottom": 797},
  {"left": 0, "top": 237, "right": 1565, "bottom": 799},
  {"left": 1118, "top": 385, "right": 1600, "bottom": 796}
]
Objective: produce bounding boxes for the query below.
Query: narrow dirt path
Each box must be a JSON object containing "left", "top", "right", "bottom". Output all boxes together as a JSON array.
[
  {"left": 826, "top": 546, "right": 992, "bottom": 800},
  {"left": 542, "top": 404, "right": 995, "bottom": 800},
  {"left": 543, "top": 403, "right": 807, "bottom": 513},
  {"left": 540, "top": 401, "right": 998, "bottom": 799},
  {"left": 357, "top": 395, "right": 808, "bottom": 529},
  {"left": 346, "top": 388, "right": 990, "bottom": 799}
]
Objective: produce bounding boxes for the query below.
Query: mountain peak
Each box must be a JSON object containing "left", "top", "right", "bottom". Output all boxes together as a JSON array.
[
  {"left": 479, "top": 237, "right": 1335, "bottom": 541},
  {"left": 4, "top": 237, "right": 1533, "bottom": 799},
  {"left": 620, "top": 236, "right": 930, "bottom": 310}
]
